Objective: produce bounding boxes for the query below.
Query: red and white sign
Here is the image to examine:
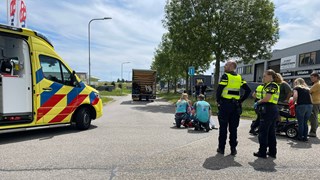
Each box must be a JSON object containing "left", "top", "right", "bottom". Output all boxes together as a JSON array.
[{"left": 7, "top": 0, "right": 27, "bottom": 28}]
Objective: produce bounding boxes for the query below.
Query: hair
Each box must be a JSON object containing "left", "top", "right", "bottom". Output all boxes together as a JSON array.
[
  {"left": 181, "top": 93, "right": 188, "bottom": 100},
  {"left": 311, "top": 71, "right": 319, "bottom": 79},
  {"left": 265, "top": 69, "right": 282, "bottom": 84},
  {"left": 275, "top": 73, "right": 284, "bottom": 83},
  {"left": 228, "top": 60, "right": 237, "bottom": 69},
  {"left": 198, "top": 94, "right": 205, "bottom": 100},
  {"left": 294, "top": 78, "right": 309, "bottom": 90}
]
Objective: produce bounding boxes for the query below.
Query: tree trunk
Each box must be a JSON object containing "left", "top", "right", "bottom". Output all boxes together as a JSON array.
[
  {"left": 213, "top": 55, "right": 222, "bottom": 101},
  {"left": 185, "top": 69, "right": 189, "bottom": 94}
]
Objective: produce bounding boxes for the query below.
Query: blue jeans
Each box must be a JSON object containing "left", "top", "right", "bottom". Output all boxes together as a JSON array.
[{"left": 295, "top": 104, "right": 313, "bottom": 139}]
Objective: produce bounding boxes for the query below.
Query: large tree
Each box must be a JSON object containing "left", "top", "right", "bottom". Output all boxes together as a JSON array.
[{"left": 163, "top": 0, "right": 279, "bottom": 93}]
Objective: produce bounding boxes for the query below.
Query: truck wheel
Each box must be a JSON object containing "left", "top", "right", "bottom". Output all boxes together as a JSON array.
[{"left": 75, "top": 107, "right": 91, "bottom": 130}]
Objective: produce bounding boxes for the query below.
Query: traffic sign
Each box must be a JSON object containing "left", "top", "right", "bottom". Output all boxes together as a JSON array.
[{"left": 188, "top": 66, "right": 195, "bottom": 76}]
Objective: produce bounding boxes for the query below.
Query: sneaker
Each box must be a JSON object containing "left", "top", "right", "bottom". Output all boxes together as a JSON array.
[
  {"left": 308, "top": 132, "right": 317, "bottom": 137},
  {"left": 211, "top": 126, "right": 218, "bottom": 130}
]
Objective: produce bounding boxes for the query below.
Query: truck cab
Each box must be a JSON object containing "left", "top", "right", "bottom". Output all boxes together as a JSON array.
[{"left": 0, "top": 24, "right": 103, "bottom": 133}]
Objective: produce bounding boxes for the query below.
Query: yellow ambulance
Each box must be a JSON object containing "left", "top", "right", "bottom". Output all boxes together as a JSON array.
[{"left": 0, "top": 24, "right": 103, "bottom": 133}]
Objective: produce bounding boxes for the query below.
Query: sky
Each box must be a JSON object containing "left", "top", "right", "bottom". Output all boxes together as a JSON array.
[{"left": 0, "top": 0, "right": 320, "bottom": 82}]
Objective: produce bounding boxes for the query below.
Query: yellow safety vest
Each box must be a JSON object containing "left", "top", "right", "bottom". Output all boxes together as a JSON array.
[
  {"left": 220, "top": 73, "right": 243, "bottom": 100},
  {"left": 261, "top": 82, "right": 279, "bottom": 104},
  {"left": 255, "top": 85, "right": 264, "bottom": 100}
]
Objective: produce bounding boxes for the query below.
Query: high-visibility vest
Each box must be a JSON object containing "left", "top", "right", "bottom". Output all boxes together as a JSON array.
[
  {"left": 255, "top": 85, "right": 264, "bottom": 100},
  {"left": 220, "top": 73, "right": 243, "bottom": 100},
  {"left": 261, "top": 82, "right": 280, "bottom": 104}
]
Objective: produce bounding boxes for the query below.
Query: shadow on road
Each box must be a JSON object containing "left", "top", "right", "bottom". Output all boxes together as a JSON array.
[
  {"left": 0, "top": 125, "right": 97, "bottom": 144},
  {"left": 248, "top": 158, "right": 277, "bottom": 172},
  {"left": 203, "top": 154, "right": 242, "bottom": 170}
]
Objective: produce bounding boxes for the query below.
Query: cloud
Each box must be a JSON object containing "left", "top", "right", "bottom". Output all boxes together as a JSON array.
[{"left": 273, "top": 0, "right": 320, "bottom": 49}]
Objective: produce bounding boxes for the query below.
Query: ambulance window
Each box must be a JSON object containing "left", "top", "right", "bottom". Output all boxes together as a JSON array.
[{"left": 39, "top": 55, "right": 74, "bottom": 86}]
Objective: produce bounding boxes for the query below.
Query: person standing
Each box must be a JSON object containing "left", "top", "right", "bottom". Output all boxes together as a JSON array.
[
  {"left": 216, "top": 60, "right": 251, "bottom": 156},
  {"left": 277, "top": 73, "right": 292, "bottom": 104},
  {"left": 249, "top": 84, "right": 264, "bottom": 135},
  {"left": 309, "top": 72, "right": 320, "bottom": 137},
  {"left": 292, "top": 78, "right": 313, "bottom": 141},
  {"left": 253, "top": 69, "right": 281, "bottom": 159}
]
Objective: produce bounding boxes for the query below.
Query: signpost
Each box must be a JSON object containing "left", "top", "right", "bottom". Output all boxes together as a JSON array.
[{"left": 188, "top": 66, "right": 195, "bottom": 96}]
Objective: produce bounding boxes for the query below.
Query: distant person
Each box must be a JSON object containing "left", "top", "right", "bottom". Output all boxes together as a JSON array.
[
  {"left": 309, "top": 72, "right": 320, "bottom": 137},
  {"left": 292, "top": 78, "right": 312, "bottom": 142}
]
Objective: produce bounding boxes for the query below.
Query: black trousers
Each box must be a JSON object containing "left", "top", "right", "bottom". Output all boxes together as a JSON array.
[
  {"left": 258, "top": 104, "right": 278, "bottom": 156},
  {"left": 218, "top": 101, "right": 241, "bottom": 150}
]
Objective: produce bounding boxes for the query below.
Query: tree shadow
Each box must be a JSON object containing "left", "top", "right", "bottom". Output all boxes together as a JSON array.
[
  {"left": 248, "top": 158, "right": 277, "bottom": 172},
  {"left": 203, "top": 154, "right": 242, "bottom": 170},
  {"left": 0, "top": 125, "right": 97, "bottom": 144}
]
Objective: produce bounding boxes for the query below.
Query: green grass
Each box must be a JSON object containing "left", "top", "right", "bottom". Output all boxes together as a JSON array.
[
  {"left": 99, "top": 88, "right": 132, "bottom": 96},
  {"left": 101, "top": 96, "right": 113, "bottom": 104}
]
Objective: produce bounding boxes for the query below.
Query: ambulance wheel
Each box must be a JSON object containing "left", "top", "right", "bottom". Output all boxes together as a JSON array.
[{"left": 75, "top": 107, "right": 91, "bottom": 130}]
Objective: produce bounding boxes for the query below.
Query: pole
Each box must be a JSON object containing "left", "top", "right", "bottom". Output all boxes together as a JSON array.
[{"left": 88, "top": 17, "right": 112, "bottom": 85}]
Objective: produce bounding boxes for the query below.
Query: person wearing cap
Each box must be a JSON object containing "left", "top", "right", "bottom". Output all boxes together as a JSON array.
[
  {"left": 216, "top": 60, "right": 251, "bottom": 156},
  {"left": 193, "top": 94, "right": 211, "bottom": 132}
]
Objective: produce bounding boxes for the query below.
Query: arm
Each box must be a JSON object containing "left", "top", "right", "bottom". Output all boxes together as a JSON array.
[
  {"left": 292, "top": 89, "right": 298, "bottom": 103},
  {"left": 239, "top": 83, "right": 251, "bottom": 103}
]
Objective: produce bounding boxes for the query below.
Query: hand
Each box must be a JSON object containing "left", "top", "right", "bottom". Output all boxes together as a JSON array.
[{"left": 253, "top": 102, "right": 258, "bottom": 109}]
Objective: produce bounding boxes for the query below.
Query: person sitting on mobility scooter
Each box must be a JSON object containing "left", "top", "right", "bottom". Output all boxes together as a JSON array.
[
  {"left": 192, "top": 94, "right": 211, "bottom": 132},
  {"left": 174, "top": 93, "right": 189, "bottom": 128}
]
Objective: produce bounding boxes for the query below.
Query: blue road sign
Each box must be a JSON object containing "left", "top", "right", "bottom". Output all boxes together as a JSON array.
[{"left": 188, "top": 66, "right": 195, "bottom": 76}]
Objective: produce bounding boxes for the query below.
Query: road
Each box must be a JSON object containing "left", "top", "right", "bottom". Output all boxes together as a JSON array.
[{"left": 1, "top": 95, "right": 320, "bottom": 179}]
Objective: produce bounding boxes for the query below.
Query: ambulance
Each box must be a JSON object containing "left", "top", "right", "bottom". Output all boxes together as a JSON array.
[{"left": 0, "top": 24, "right": 103, "bottom": 133}]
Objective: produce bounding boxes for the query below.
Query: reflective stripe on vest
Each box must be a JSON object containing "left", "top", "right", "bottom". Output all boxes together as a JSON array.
[
  {"left": 262, "top": 82, "right": 280, "bottom": 104},
  {"left": 221, "top": 73, "right": 242, "bottom": 100}
]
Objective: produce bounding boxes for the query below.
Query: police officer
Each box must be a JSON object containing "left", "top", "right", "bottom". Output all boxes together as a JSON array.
[
  {"left": 249, "top": 84, "right": 264, "bottom": 135},
  {"left": 216, "top": 60, "right": 251, "bottom": 155},
  {"left": 253, "top": 69, "right": 281, "bottom": 158}
]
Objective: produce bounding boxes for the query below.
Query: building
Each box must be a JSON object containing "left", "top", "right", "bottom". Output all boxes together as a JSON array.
[{"left": 236, "top": 39, "right": 320, "bottom": 86}]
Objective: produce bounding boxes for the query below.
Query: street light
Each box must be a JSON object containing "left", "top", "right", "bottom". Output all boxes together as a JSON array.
[
  {"left": 88, "top": 17, "right": 112, "bottom": 85},
  {"left": 121, "top": 61, "right": 130, "bottom": 94}
]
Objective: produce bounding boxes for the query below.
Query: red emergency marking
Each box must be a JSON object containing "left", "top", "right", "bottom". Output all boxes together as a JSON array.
[
  {"left": 91, "top": 97, "right": 99, "bottom": 105},
  {"left": 37, "top": 94, "right": 65, "bottom": 121},
  {"left": 49, "top": 94, "right": 88, "bottom": 123}
]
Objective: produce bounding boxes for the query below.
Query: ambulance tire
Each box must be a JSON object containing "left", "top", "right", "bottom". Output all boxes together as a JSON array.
[{"left": 75, "top": 107, "right": 92, "bottom": 130}]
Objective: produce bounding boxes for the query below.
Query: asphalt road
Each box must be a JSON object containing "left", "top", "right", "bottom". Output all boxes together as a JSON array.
[{"left": 1, "top": 95, "right": 320, "bottom": 179}]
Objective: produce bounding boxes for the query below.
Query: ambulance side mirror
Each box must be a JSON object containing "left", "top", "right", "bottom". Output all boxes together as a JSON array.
[{"left": 72, "top": 70, "right": 80, "bottom": 87}]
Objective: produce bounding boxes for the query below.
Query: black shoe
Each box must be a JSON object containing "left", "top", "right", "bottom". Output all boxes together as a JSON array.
[
  {"left": 253, "top": 152, "right": 267, "bottom": 158},
  {"left": 266, "top": 152, "right": 276, "bottom": 158},
  {"left": 249, "top": 129, "right": 258, "bottom": 136},
  {"left": 231, "top": 148, "right": 237, "bottom": 156},
  {"left": 217, "top": 148, "right": 224, "bottom": 154}
]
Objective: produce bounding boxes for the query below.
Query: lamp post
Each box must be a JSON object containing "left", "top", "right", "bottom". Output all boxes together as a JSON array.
[
  {"left": 88, "top": 17, "right": 112, "bottom": 85},
  {"left": 121, "top": 61, "right": 130, "bottom": 94}
]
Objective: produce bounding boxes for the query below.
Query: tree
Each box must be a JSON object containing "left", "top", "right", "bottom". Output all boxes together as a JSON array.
[
  {"left": 162, "top": 0, "right": 279, "bottom": 94},
  {"left": 163, "top": 0, "right": 213, "bottom": 92}
]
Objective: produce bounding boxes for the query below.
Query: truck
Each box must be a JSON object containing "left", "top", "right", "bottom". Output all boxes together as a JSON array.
[
  {"left": 0, "top": 24, "right": 103, "bottom": 133},
  {"left": 132, "top": 69, "right": 156, "bottom": 101}
]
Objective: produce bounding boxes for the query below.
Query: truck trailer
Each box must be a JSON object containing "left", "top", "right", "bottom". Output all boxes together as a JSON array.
[{"left": 132, "top": 69, "right": 156, "bottom": 101}]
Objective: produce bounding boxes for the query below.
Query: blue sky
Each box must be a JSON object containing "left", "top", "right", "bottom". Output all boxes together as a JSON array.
[{"left": 1, "top": 0, "right": 320, "bottom": 81}]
